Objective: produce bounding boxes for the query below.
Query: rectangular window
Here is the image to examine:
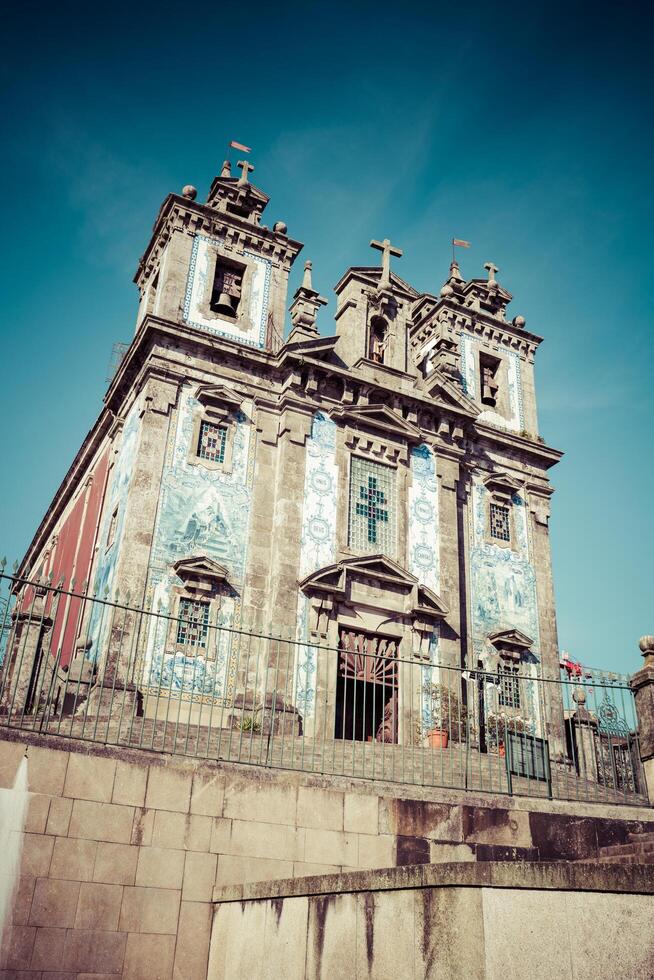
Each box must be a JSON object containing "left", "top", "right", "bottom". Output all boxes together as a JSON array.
[
  {"left": 498, "top": 665, "right": 521, "bottom": 709},
  {"left": 348, "top": 456, "right": 396, "bottom": 556},
  {"left": 197, "top": 421, "right": 227, "bottom": 464},
  {"left": 490, "top": 503, "right": 511, "bottom": 542},
  {"left": 176, "top": 598, "right": 210, "bottom": 650}
]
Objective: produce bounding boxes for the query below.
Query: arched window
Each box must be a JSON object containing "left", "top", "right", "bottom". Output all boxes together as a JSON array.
[{"left": 369, "top": 316, "right": 387, "bottom": 364}]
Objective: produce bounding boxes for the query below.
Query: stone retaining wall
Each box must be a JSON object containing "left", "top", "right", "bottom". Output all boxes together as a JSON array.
[
  {"left": 210, "top": 863, "right": 654, "bottom": 979},
  {"left": 1, "top": 730, "right": 653, "bottom": 978}
]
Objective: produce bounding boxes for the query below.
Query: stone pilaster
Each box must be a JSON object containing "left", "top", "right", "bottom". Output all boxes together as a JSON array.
[
  {"left": 266, "top": 404, "right": 312, "bottom": 706},
  {"left": 93, "top": 377, "right": 178, "bottom": 702},
  {"left": 630, "top": 636, "right": 654, "bottom": 802},
  {"left": 570, "top": 689, "right": 600, "bottom": 782},
  {"left": 528, "top": 489, "right": 566, "bottom": 758},
  {"left": 436, "top": 452, "right": 463, "bottom": 671},
  {"left": 0, "top": 590, "right": 49, "bottom": 716}
]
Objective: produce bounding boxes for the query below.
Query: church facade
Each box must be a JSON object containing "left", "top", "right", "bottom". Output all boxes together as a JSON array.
[{"left": 3, "top": 157, "right": 564, "bottom": 752}]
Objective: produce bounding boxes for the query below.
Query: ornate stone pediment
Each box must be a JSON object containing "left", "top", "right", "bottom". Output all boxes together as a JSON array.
[
  {"left": 329, "top": 404, "right": 421, "bottom": 443},
  {"left": 172, "top": 556, "right": 229, "bottom": 593},
  {"left": 482, "top": 472, "right": 523, "bottom": 499},
  {"left": 195, "top": 384, "right": 244, "bottom": 413},
  {"left": 299, "top": 554, "right": 448, "bottom": 624},
  {"left": 488, "top": 628, "right": 534, "bottom": 659},
  {"left": 421, "top": 370, "right": 479, "bottom": 419}
]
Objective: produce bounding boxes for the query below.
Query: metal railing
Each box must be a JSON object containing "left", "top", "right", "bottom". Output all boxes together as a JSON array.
[{"left": 0, "top": 570, "right": 647, "bottom": 807}]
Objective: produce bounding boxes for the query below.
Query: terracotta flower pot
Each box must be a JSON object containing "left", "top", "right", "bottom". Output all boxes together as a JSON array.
[
  {"left": 498, "top": 743, "right": 506, "bottom": 758},
  {"left": 427, "top": 729, "right": 448, "bottom": 749}
]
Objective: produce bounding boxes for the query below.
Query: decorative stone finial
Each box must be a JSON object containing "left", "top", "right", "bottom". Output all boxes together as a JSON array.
[
  {"left": 220, "top": 161, "right": 232, "bottom": 178},
  {"left": 639, "top": 636, "right": 654, "bottom": 665},
  {"left": 237, "top": 160, "right": 255, "bottom": 186},
  {"left": 182, "top": 185, "right": 197, "bottom": 200},
  {"left": 287, "top": 260, "right": 328, "bottom": 343},
  {"left": 273, "top": 221, "right": 288, "bottom": 235},
  {"left": 484, "top": 262, "right": 499, "bottom": 285},
  {"left": 370, "top": 237, "right": 403, "bottom": 289},
  {"left": 513, "top": 315, "right": 526, "bottom": 328},
  {"left": 572, "top": 687, "right": 587, "bottom": 706},
  {"left": 449, "top": 258, "right": 464, "bottom": 282},
  {"left": 440, "top": 284, "right": 454, "bottom": 297}
]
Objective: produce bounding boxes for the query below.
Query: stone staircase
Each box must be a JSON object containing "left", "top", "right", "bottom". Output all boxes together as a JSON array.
[{"left": 597, "top": 830, "right": 654, "bottom": 865}]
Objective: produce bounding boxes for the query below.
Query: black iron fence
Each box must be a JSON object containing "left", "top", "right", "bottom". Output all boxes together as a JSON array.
[{"left": 0, "top": 570, "right": 647, "bottom": 806}]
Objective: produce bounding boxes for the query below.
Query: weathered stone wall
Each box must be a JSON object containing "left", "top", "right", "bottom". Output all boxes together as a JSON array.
[
  {"left": 1, "top": 732, "right": 653, "bottom": 978},
  {"left": 209, "top": 863, "right": 654, "bottom": 979}
]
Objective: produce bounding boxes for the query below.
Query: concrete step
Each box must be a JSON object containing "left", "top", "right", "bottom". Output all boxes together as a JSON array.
[
  {"left": 600, "top": 843, "right": 635, "bottom": 857},
  {"left": 598, "top": 853, "right": 654, "bottom": 865},
  {"left": 628, "top": 831, "right": 654, "bottom": 843}
]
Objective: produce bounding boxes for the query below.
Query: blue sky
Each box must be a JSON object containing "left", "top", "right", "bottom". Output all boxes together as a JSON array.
[{"left": 0, "top": 1, "right": 652, "bottom": 673}]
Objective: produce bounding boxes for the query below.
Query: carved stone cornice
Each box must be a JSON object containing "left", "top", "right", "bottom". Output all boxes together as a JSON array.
[
  {"left": 134, "top": 195, "right": 303, "bottom": 287},
  {"left": 411, "top": 299, "right": 542, "bottom": 361}
]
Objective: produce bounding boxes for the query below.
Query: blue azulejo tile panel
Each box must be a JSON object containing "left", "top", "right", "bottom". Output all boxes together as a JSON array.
[
  {"left": 141, "top": 385, "right": 256, "bottom": 706},
  {"left": 408, "top": 444, "right": 439, "bottom": 593},
  {"left": 408, "top": 444, "right": 442, "bottom": 729},
  {"left": 469, "top": 478, "right": 540, "bottom": 730},
  {"left": 183, "top": 234, "right": 271, "bottom": 349},
  {"left": 295, "top": 412, "right": 338, "bottom": 720},
  {"left": 459, "top": 334, "right": 524, "bottom": 432},
  {"left": 143, "top": 580, "right": 239, "bottom": 708},
  {"left": 87, "top": 402, "right": 141, "bottom": 661}
]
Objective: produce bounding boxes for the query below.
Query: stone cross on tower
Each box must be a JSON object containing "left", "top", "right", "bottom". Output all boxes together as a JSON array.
[
  {"left": 484, "top": 262, "right": 499, "bottom": 285},
  {"left": 237, "top": 160, "right": 255, "bottom": 186},
  {"left": 370, "top": 237, "right": 403, "bottom": 289}
]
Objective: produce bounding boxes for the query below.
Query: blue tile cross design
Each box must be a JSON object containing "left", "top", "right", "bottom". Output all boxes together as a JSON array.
[{"left": 356, "top": 476, "right": 389, "bottom": 543}]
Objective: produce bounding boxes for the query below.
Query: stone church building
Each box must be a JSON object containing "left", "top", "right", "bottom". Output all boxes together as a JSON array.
[
  {"left": 3, "top": 156, "right": 654, "bottom": 980},
  {"left": 5, "top": 156, "right": 563, "bottom": 752}
]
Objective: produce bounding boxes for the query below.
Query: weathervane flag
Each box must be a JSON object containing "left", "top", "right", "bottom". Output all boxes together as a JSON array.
[{"left": 230, "top": 140, "right": 252, "bottom": 153}]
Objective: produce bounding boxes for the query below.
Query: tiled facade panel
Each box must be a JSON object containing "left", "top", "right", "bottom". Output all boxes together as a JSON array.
[
  {"left": 140, "top": 386, "right": 255, "bottom": 706},
  {"left": 183, "top": 235, "right": 272, "bottom": 349},
  {"left": 469, "top": 478, "right": 541, "bottom": 727},
  {"left": 87, "top": 404, "right": 142, "bottom": 662},
  {"left": 295, "top": 412, "right": 338, "bottom": 718}
]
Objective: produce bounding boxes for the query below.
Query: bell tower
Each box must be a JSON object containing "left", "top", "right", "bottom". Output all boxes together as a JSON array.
[
  {"left": 133, "top": 157, "right": 303, "bottom": 350},
  {"left": 333, "top": 237, "right": 419, "bottom": 375}
]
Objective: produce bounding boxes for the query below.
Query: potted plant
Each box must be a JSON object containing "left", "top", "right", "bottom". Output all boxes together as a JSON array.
[
  {"left": 422, "top": 682, "right": 467, "bottom": 749},
  {"left": 234, "top": 696, "right": 263, "bottom": 734},
  {"left": 486, "top": 713, "right": 527, "bottom": 755}
]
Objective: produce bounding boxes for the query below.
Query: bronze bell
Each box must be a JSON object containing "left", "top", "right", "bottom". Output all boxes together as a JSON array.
[{"left": 214, "top": 291, "right": 237, "bottom": 317}]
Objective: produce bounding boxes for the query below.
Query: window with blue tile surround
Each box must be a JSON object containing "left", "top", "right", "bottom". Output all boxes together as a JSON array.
[
  {"left": 489, "top": 502, "right": 511, "bottom": 542},
  {"left": 176, "top": 598, "right": 210, "bottom": 650},
  {"left": 348, "top": 456, "right": 397, "bottom": 556},
  {"left": 197, "top": 420, "right": 227, "bottom": 464}
]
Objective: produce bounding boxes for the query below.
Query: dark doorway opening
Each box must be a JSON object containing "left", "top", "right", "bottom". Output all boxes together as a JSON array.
[
  {"left": 334, "top": 674, "right": 395, "bottom": 742},
  {"left": 335, "top": 628, "right": 399, "bottom": 742}
]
